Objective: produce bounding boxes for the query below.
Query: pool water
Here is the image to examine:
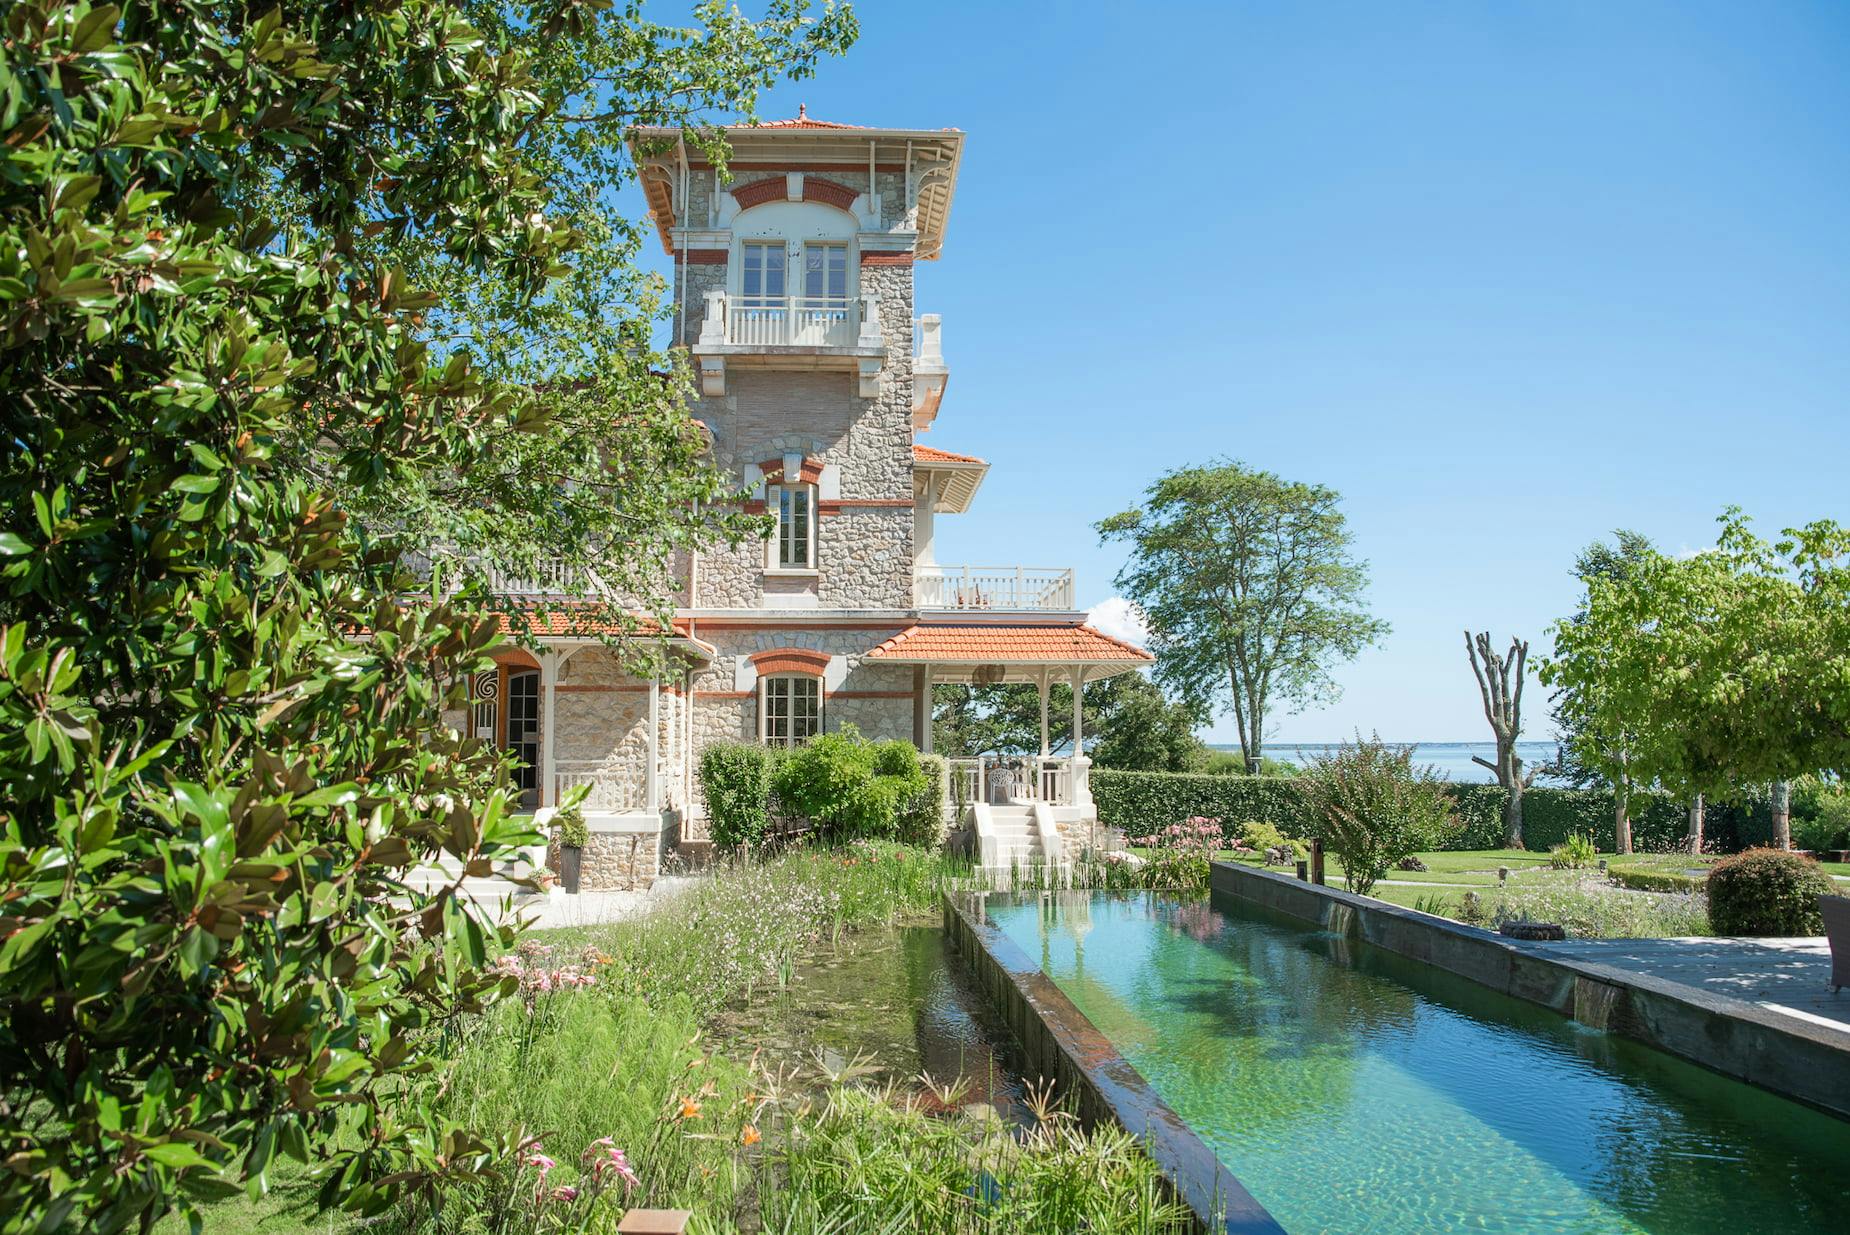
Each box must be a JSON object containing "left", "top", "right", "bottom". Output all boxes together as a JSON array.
[{"left": 986, "top": 892, "right": 1850, "bottom": 1235}]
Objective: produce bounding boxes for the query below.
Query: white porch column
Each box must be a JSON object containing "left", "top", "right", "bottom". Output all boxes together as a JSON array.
[
  {"left": 1038, "top": 672, "right": 1051, "bottom": 758},
  {"left": 1070, "top": 663, "right": 1093, "bottom": 811},
  {"left": 539, "top": 651, "right": 558, "bottom": 808},
  {"left": 646, "top": 675, "right": 661, "bottom": 814}
]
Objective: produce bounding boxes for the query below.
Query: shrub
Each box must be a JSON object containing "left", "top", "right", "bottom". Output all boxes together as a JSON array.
[
  {"left": 1707, "top": 848, "right": 1838, "bottom": 936},
  {"left": 772, "top": 728, "right": 928, "bottom": 841},
  {"left": 556, "top": 802, "right": 590, "bottom": 849},
  {"left": 896, "top": 753, "right": 949, "bottom": 847},
  {"left": 1297, "top": 736, "right": 1460, "bottom": 896},
  {"left": 1237, "top": 820, "right": 1306, "bottom": 859},
  {"left": 1548, "top": 831, "right": 1598, "bottom": 870},
  {"left": 700, "top": 742, "right": 782, "bottom": 847},
  {"left": 1608, "top": 866, "right": 1703, "bottom": 894}
]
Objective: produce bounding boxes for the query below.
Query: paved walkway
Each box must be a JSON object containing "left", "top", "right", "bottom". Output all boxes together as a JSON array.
[{"left": 1546, "top": 936, "right": 1850, "bottom": 1035}]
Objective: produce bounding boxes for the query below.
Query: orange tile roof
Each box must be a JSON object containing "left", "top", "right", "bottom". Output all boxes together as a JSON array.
[
  {"left": 492, "top": 606, "right": 715, "bottom": 655},
  {"left": 865, "top": 623, "right": 1152, "bottom": 664},
  {"left": 912, "top": 444, "right": 986, "bottom": 466},
  {"left": 750, "top": 105, "right": 867, "bottom": 130}
]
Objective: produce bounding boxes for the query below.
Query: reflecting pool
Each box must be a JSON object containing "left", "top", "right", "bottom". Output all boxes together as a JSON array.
[{"left": 985, "top": 892, "right": 1850, "bottom": 1234}]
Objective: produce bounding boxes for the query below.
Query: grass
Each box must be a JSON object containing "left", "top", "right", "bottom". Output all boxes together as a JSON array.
[{"left": 170, "top": 841, "right": 1194, "bottom": 1235}]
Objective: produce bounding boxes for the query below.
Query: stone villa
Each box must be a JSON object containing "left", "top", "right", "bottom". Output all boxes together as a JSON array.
[{"left": 459, "top": 111, "right": 1151, "bottom": 885}]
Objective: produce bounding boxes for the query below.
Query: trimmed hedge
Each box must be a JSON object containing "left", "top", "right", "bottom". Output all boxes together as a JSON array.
[
  {"left": 897, "top": 753, "right": 948, "bottom": 846},
  {"left": 1607, "top": 866, "right": 1703, "bottom": 894},
  {"left": 698, "top": 741, "right": 783, "bottom": 846},
  {"left": 1091, "top": 769, "right": 1777, "bottom": 855}
]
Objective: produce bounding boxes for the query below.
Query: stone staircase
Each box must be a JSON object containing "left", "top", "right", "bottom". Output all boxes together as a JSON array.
[
  {"left": 973, "top": 801, "right": 1068, "bottom": 881},
  {"left": 398, "top": 851, "right": 547, "bottom": 911}
]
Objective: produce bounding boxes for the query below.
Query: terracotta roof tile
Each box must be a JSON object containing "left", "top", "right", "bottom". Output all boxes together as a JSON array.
[
  {"left": 750, "top": 105, "right": 868, "bottom": 130},
  {"left": 865, "top": 623, "right": 1152, "bottom": 664},
  {"left": 492, "top": 605, "right": 715, "bottom": 655},
  {"left": 912, "top": 444, "right": 986, "bottom": 466}
]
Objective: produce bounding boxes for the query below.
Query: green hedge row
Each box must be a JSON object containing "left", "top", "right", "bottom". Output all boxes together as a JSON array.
[
  {"left": 1607, "top": 866, "right": 1703, "bottom": 894},
  {"left": 1091, "top": 770, "right": 1777, "bottom": 855}
]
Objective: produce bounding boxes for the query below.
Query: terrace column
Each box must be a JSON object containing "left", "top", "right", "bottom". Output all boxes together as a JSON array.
[
  {"left": 539, "top": 650, "right": 558, "bottom": 808},
  {"left": 646, "top": 675, "right": 661, "bottom": 815},
  {"left": 1037, "top": 673, "right": 1051, "bottom": 758},
  {"left": 1070, "top": 664, "right": 1094, "bottom": 812}
]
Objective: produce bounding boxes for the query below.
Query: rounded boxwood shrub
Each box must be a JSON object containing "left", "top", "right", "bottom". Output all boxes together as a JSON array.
[
  {"left": 1706, "top": 848, "right": 1837, "bottom": 936},
  {"left": 554, "top": 801, "right": 590, "bottom": 849}
]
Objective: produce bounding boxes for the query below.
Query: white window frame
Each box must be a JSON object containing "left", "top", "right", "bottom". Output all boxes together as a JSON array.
[
  {"left": 767, "top": 482, "right": 816, "bottom": 572},
  {"left": 801, "top": 241, "right": 850, "bottom": 308},
  {"left": 760, "top": 674, "right": 822, "bottom": 747},
  {"left": 740, "top": 240, "right": 787, "bottom": 308}
]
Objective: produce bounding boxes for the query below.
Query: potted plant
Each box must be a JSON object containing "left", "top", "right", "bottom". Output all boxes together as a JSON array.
[{"left": 555, "top": 803, "right": 588, "bottom": 894}]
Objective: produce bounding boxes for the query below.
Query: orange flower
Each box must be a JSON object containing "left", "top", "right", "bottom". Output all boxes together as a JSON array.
[
  {"left": 678, "top": 1097, "right": 703, "bottom": 1120},
  {"left": 740, "top": 1124, "right": 761, "bottom": 1146}
]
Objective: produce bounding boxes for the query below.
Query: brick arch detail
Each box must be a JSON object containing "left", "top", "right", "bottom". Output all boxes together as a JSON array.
[
  {"left": 749, "top": 648, "right": 831, "bottom": 678},
  {"left": 729, "top": 176, "right": 860, "bottom": 214},
  {"left": 729, "top": 178, "right": 787, "bottom": 210},
  {"left": 801, "top": 178, "right": 859, "bottom": 211},
  {"left": 758, "top": 455, "right": 824, "bottom": 486}
]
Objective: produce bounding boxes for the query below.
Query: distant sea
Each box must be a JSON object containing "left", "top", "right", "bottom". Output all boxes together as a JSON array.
[{"left": 1215, "top": 741, "right": 1567, "bottom": 786}]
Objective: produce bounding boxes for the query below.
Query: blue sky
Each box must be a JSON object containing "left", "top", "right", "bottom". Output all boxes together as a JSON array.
[{"left": 634, "top": 1, "right": 1850, "bottom": 743}]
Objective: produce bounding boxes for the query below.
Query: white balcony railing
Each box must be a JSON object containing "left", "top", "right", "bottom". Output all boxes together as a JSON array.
[
  {"left": 945, "top": 755, "right": 1077, "bottom": 815},
  {"left": 486, "top": 560, "right": 599, "bottom": 597},
  {"left": 697, "top": 291, "right": 884, "bottom": 349},
  {"left": 554, "top": 762, "right": 636, "bottom": 812},
  {"left": 915, "top": 566, "right": 1076, "bottom": 612}
]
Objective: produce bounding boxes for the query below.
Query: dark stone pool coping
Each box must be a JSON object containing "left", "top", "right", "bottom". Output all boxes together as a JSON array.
[
  {"left": 943, "top": 890, "right": 1287, "bottom": 1235},
  {"left": 1210, "top": 859, "right": 1850, "bottom": 1121}
]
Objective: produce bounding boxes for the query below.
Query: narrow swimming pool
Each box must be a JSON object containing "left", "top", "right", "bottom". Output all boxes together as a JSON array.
[{"left": 984, "top": 891, "right": 1850, "bottom": 1234}]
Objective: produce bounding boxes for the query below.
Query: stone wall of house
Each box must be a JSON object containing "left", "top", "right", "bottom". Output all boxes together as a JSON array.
[
  {"left": 550, "top": 648, "right": 650, "bottom": 810},
  {"left": 549, "top": 815, "right": 675, "bottom": 890},
  {"left": 689, "top": 257, "right": 916, "bottom": 613}
]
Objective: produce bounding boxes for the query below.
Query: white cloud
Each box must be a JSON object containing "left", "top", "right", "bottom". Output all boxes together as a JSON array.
[{"left": 1086, "top": 596, "right": 1151, "bottom": 648}]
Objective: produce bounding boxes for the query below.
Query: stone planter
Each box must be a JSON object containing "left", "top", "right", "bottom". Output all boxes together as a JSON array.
[{"left": 560, "top": 845, "right": 583, "bottom": 894}]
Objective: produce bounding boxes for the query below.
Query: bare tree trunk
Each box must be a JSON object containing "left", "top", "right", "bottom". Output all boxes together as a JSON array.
[
  {"left": 1688, "top": 794, "right": 1704, "bottom": 856},
  {"left": 1466, "top": 631, "right": 1531, "bottom": 849},
  {"left": 1614, "top": 772, "right": 1632, "bottom": 855},
  {"left": 1772, "top": 780, "right": 1791, "bottom": 850}
]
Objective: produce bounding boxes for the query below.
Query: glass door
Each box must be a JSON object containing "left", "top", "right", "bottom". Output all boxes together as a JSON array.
[
  {"left": 797, "top": 243, "right": 850, "bottom": 343},
  {"left": 506, "top": 669, "right": 540, "bottom": 809}
]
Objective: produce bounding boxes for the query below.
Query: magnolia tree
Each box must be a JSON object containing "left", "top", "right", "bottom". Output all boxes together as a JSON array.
[
  {"left": 0, "top": 1, "right": 851, "bottom": 1230},
  {"left": 1541, "top": 510, "right": 1850, "bottom": 853}
]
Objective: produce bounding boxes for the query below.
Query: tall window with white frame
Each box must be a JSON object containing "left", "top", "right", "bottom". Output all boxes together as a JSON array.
[
  {"left": 769, "top": 482, "right": 814, "bottom": 570},
  {"left": 803, "top": 242, "right": 848, "bottom": 307},
  {"left": 761, "top": 675, "right": 821, "bottom": 747},
  {"left": 741, "top": 240, "right": 786, "bottom": 309}
]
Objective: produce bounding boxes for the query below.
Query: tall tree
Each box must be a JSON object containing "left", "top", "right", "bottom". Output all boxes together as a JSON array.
[
  {"left": 932, "top": 675, "right": 1207, "bottom": 772},
  {"left": 1097, "top": 461, "right": 1388, "bottom": 772},
  {"left": 1541, "top": 508, "right": 1850, "bottom": 853},
  {"left": 0, "top": 2, "right": 852, "bottom": 1228},
  {"left": 1464, "top": 632, "right": 1535, "bottom": 848},
  {"left": 1548, "top": 530, "right": 1658, "bottom": 852}
]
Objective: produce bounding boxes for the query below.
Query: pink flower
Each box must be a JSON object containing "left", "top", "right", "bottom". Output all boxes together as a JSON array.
[
  {"left": 584, "top": 1137, "right": 640, "bottom": 1191},
  {"left": 550, "top": 1185, "right": 579, "bottom": 1203}
]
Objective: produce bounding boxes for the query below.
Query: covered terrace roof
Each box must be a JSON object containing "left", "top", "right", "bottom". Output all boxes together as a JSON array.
[{"left": 865, "top": 622, "right": 1152, "bottom": 683}]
